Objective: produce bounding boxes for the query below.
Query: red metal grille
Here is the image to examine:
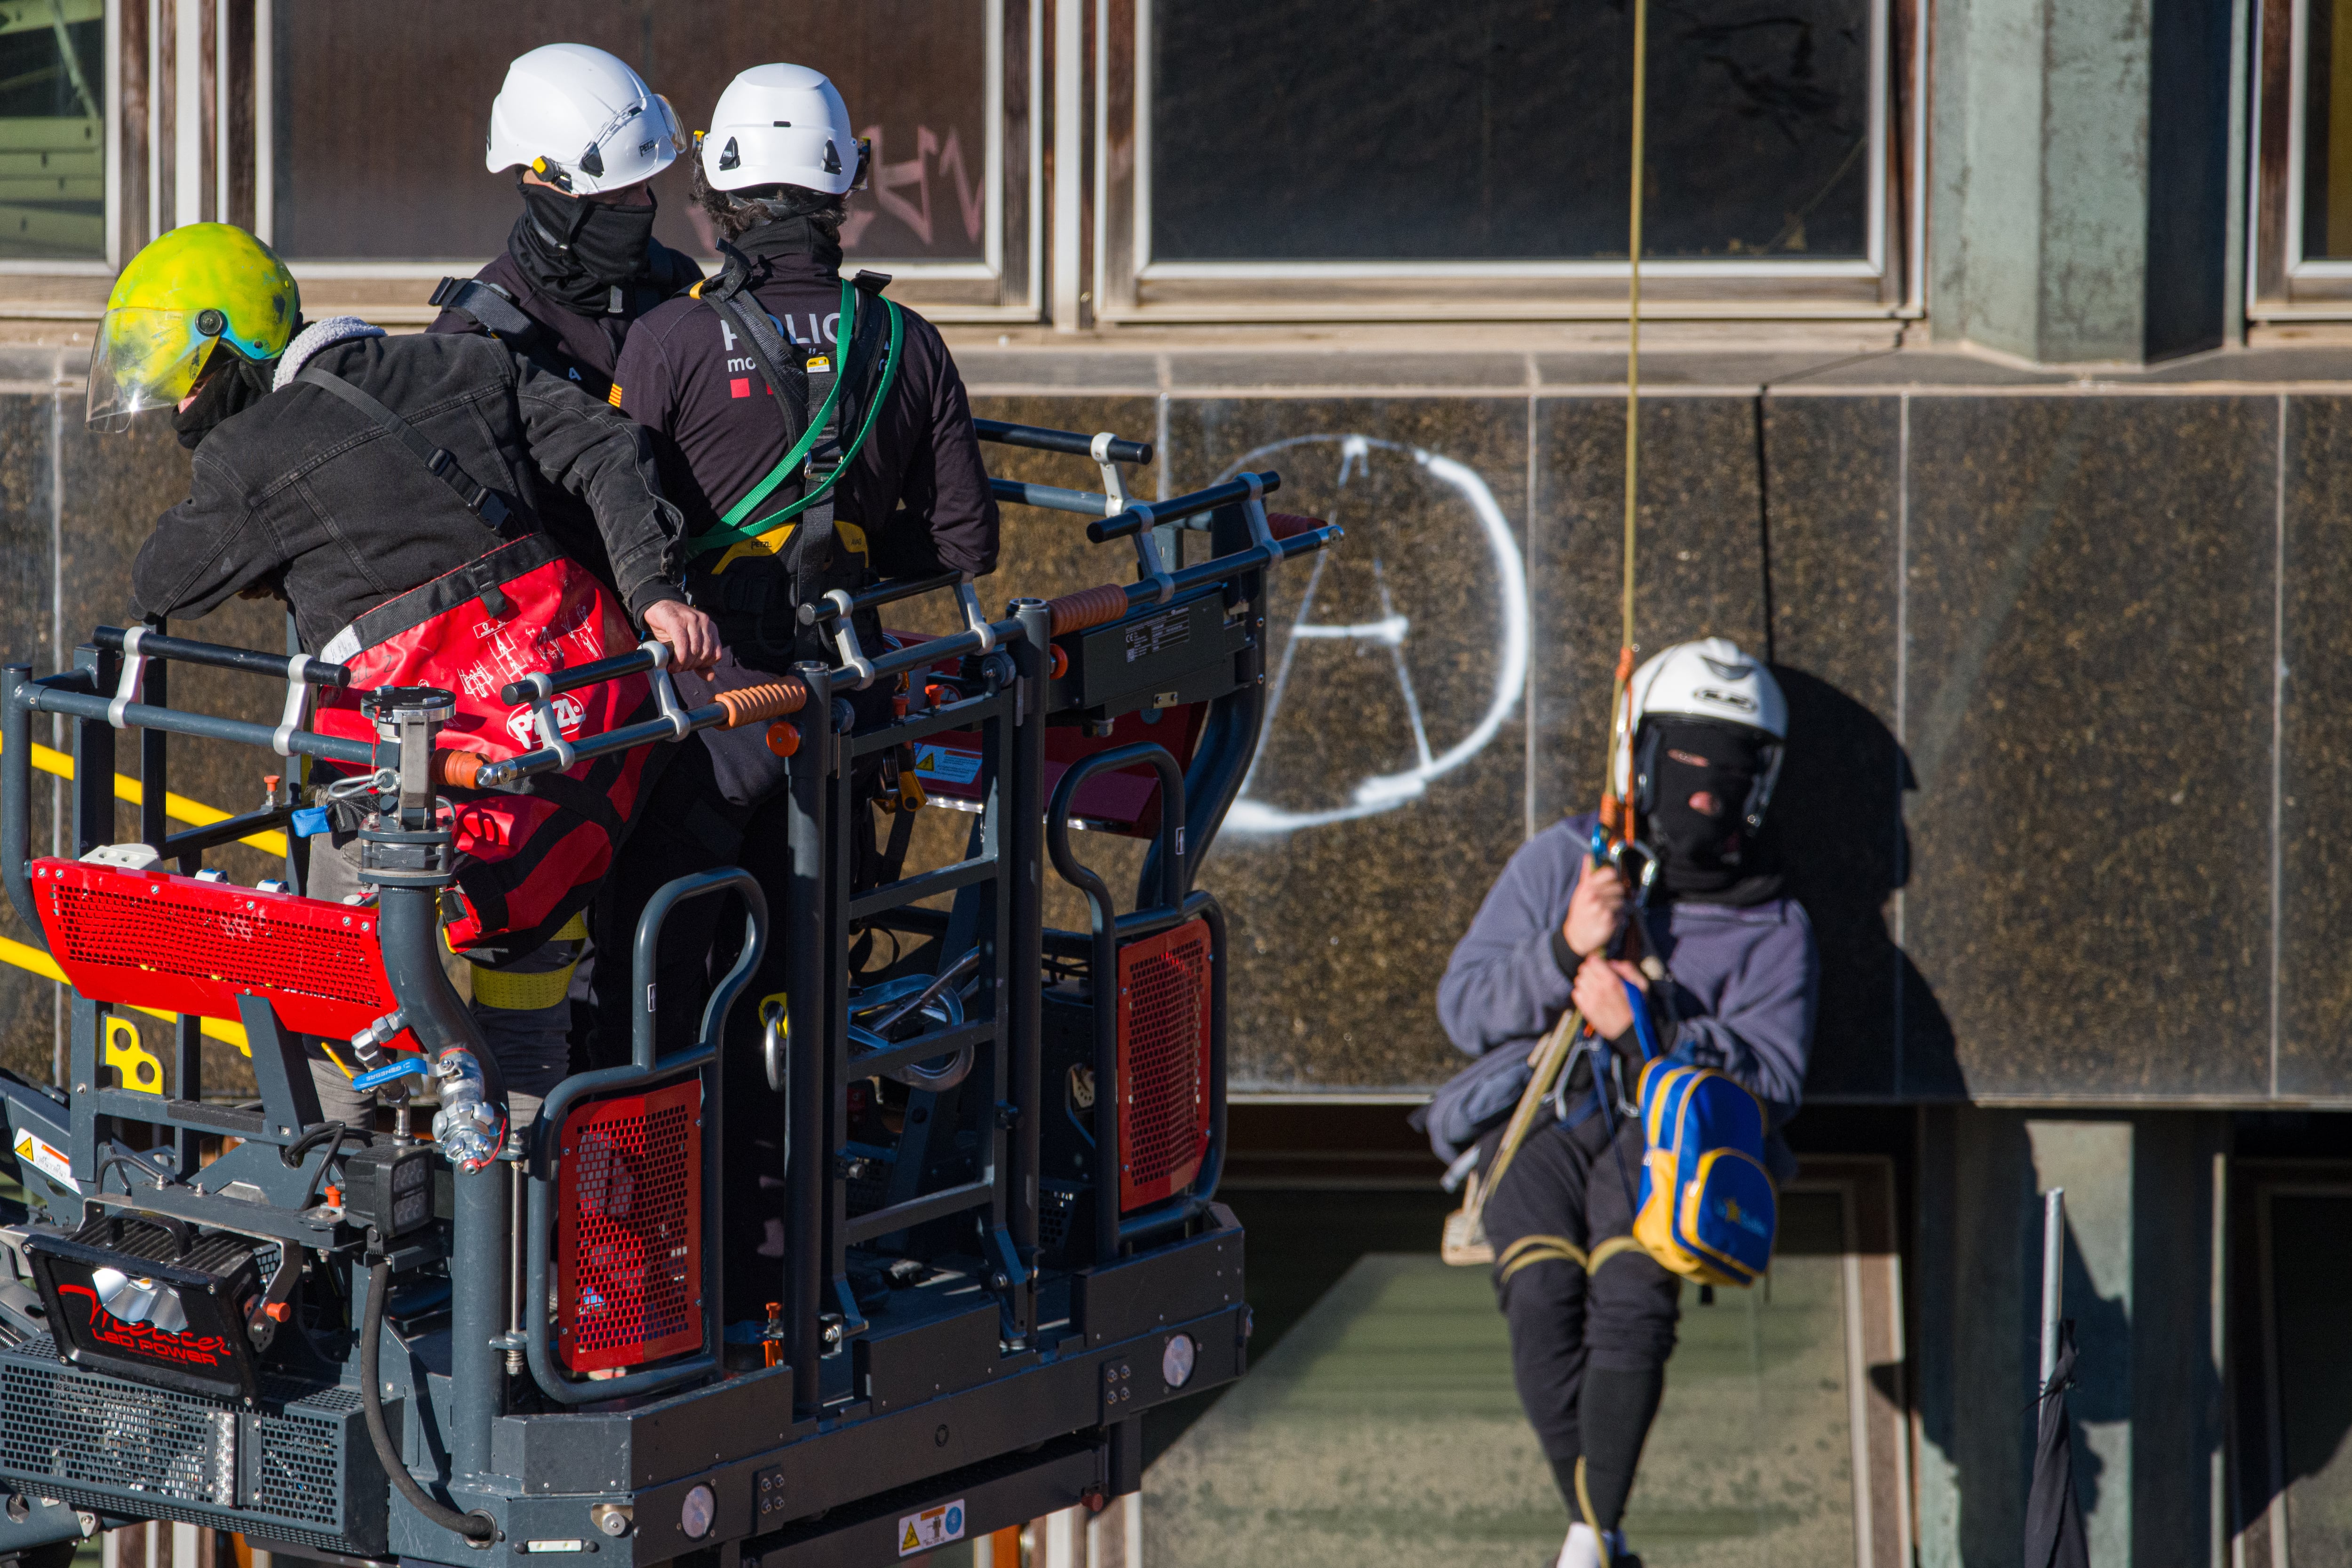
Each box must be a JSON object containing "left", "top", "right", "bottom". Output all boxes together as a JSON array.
[
  {"left": 555, "top": 1077, "right": 704, "bottom": 1373},
  {"left": 29, "top": 858, "right": 400, "bottom": 1042},
  {"left": 1116, "top": 919, "right": 1212, "bottom": 1212}
]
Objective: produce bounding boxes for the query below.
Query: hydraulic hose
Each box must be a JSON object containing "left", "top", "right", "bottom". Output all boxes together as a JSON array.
[{"left": 362, "top": 1260, "right": 498, "bottom": 1545}]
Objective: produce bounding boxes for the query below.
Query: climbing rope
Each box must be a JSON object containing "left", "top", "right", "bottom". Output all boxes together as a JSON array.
[
  {"left": 1443, "top": 0, "right": 1654, "bottom": 1285},
  {"left": 1600, "top": 0, "right": 1649, "bottom": 842}
]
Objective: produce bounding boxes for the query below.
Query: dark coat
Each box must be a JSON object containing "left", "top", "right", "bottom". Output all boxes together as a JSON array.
[
  {"left": 131, "top": 330, "right": 687, "bottom": 655},
  {"left": 611, "top": 235, "right": 998, "bottom": 584}
]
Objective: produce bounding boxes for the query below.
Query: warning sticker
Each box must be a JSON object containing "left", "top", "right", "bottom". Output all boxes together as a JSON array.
[
  {"left": 897, "top": 1500, "right": 966, "bottom": 1557},
  {"left": 13, "top": 1128, "right": 71, "bottom": 1187},
  {"left": 1122, "top": 608, "right": 1192, "bottom": 664},
  {"left": 912, "top": 746, "right": 983, "bottom": 785}
]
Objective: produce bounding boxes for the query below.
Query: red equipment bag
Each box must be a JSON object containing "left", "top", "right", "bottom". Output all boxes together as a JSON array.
[{"left": 313, "top": 533, "right": 659, "bottom": 956}]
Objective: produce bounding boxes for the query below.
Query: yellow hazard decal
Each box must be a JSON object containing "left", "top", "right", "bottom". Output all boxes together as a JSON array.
[
  {"left": 607, "top": 382, "right": 625, "bottom": 407},
  {"left": 896, "top": 1501, "right": 965, "bottom": 1557},
  {"left": 13, "top": 1128, "right": 72, "bottom": 1187}
]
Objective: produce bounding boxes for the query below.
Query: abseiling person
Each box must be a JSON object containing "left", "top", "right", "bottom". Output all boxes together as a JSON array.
[
  {"left": 1431, "top": 639, "right": 1818, "bottom": 1568},
  {"left": 598, "top": 61, "right": 999, "bottom": 1318},
  {"left": 425, "top": 41, "right": 706, "bottom": 1067},
  {"left": 97, "top": 222, "right": 719, "bottom": 1137}
]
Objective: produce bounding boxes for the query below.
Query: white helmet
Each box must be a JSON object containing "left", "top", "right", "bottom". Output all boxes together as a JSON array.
[
  {"left": 485, "top": 44, "right": 683, "bottom": 196},
  {"left": 1612, "top": 637, "right": 1788, "bottom": 832},
  {"left": 699, "top": 64, "right": 868, "bottom": 195}
]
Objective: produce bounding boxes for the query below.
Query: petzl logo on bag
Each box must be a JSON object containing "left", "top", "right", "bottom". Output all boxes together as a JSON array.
[{"left": 505, "top": 693, "right": 586, "bottom": 748}]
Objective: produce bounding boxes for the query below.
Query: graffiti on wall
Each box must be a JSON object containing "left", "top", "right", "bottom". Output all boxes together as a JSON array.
[
  {"left": 841, "top": 124, "right": 986, "bottom": 255},
  {"left": 1215, "top": 435, "right": 1528, "bottom": 834}
]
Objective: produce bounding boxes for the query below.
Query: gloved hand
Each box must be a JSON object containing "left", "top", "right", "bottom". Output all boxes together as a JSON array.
[{"left": 429, "top": 1047, "right": 505, "bottom": 1174}]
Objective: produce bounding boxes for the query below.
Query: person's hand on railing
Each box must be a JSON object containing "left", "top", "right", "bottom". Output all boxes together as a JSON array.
[{"left": 643, "top": 599, "right": 721, "bottom": 673}]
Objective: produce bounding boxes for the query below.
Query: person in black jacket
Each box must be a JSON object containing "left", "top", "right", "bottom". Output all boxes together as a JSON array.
[
  {"left": 428, "top": 43, "right": 701, "bottom": 409},
  {"left": 596, "top": 62, "right": 1000, "bottom": 1318},
  {"left": 97, "top": 223, "right": 717, "bottom": 1129},
  {"left": 425, "top": 42, "right": 706, "bottom": 1051}
]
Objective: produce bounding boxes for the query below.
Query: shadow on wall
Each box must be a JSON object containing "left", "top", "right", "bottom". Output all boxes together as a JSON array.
[{"left": 1768, "top": 665, "right": 1959, "bottom": 1101}]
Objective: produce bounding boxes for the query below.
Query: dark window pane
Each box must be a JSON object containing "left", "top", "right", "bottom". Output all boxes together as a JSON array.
[
  {"left": 271, "top": 1, "right": 988, "bottom": 263},
  {"left": 2304, "top": 0, "right": 2352, "bottom": 258},
  {"left": 1150, "top": 0, "right": 1873, "bottom": 263},
  {"left": 2269, "top": 1195, "right": 2352, "bottom": 1562},
  {"left": 0, "top": 0, "right": 103, "bottom": 260}
]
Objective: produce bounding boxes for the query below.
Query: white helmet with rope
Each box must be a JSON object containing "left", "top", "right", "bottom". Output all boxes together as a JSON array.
[
  {"left": 484, "top": 43, "right": 683, "bottom": 196},
  {"left": 698, "top": 63, "right": 870, "bottom": 195},
  {"left": 1612, "top": 637, "right": 1788, "bottom": 833}
]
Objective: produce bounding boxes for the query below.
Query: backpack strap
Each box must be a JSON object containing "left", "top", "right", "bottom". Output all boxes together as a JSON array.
[
  {"left": 428, "top": 277, "right": 545, "bottom": 349},
  {"left": 294, "top": 365, "right": 514, "bottom": 533}
]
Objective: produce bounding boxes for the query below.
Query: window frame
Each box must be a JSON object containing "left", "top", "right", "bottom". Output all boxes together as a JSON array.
[
  {"left": 1092, "top": 0, "right": 1923, "bottom": 324},
  {"left": 254, "top": 0, "right": 1041, "bottom": 326},
  {"left": 2249, "top": 0, "right": 2352, "bottom": 315}
]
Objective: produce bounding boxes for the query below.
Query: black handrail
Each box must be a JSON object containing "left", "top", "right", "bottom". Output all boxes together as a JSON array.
[{"left": 973, "top": 418, "right": 1151, "bottom": 466}]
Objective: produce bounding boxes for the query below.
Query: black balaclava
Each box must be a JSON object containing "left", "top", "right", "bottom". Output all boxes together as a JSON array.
[
  {"left": 510, "top": 177, "right": 660, "bottom": 313},
  {"left": 1644, "top": 718, "right": 1781, "bottom": 902},
  {"left": 172, "top": 348, "right": 278, "bottom": 449}
]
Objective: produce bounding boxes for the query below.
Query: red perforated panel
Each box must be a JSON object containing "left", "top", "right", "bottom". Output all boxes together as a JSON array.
[
  {"left": 29, "top": 858, "right": 402, "bottom": 1043},
  {"left": 556, "top": 1077, "right": 704, "bottom": 1374},
  {"left": 1116, "top": 919, "right": 1213, "bottom": 1212}
]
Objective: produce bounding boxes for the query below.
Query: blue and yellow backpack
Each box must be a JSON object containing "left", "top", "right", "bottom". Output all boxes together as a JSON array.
[{"left": 1617, "top": 977, "right": 1778, "bottom": 1287}]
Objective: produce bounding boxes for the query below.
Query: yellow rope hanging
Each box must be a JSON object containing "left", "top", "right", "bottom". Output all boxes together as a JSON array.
[{"left": 1601, "top": 0, "right": 1649, "bottom": 840}]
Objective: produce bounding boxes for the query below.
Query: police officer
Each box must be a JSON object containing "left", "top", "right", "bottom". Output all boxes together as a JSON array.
[
  {"left": 599, "top": 62, "right": 999, "bottom": 1316},
  {"left": 429, "top": 43, "right": 701, "bottom": 408},
  {"left": 98, "top": 222, "right": 719, "bottom": 1130},
  {"left": 1432, "top": 640, "right": 1817, "bottom": 1568},
  {"left": 427, "top": 42, "right": 706, "bottom": 1064}
]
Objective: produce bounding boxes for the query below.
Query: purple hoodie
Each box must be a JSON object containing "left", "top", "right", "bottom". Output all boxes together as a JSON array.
[{"left": 1435, "top": 814, "right": 1818, "bottom": 1129}]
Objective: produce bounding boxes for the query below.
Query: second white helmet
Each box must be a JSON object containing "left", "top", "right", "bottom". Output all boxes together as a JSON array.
[
  {"left": 485, "top": 43, "right": 683, "bottom": 196},
  {"left": 699, "top": 64, "right": 868, "bottom": 195},
  {"left": 1612, "top": 637, "right": 1788, "bottom": 829}
]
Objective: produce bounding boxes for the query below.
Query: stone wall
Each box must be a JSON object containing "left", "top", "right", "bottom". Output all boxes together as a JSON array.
[{"left": 5, "top": 343, "right": 2348, "bottom": 1105}]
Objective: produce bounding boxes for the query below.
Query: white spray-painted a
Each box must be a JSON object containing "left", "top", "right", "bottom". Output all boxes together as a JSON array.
[{"left": 1218, "top": 436, "right": 1528, "bottom": 834}]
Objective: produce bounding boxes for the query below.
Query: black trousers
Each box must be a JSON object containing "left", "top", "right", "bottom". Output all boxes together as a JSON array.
[
  {"left": 1481, "top": 1106, "right": 1681, "bottom": 1478},
  {"left": 585, "top": 740, "right": 787, "bottom": 1323}
]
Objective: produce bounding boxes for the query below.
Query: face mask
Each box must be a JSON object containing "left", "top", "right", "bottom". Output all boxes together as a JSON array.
[
  {"left": 172, "top": 348, "right": 278, "bottom": 449},
  {"left": 1642, "top": 721, "right": 1766, "bottom": 878},
  {"left": 513, "top": 181, "right": 660, "bottom": 312}
]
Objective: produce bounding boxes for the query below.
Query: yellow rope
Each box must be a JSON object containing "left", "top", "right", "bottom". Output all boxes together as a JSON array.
[
  {"left": 1576, "top": 1456, "right": 1612, "bottom": 1568},
  {"left": 1602, "top": 0, "right": 1651, "bottom": 835}
]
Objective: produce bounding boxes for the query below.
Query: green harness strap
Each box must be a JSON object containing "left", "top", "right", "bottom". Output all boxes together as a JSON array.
[{"left": 684, "top": 278, "right": 905, "bottom": 559}]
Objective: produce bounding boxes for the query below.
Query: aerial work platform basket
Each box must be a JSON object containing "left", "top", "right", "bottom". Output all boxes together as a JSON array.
[{"left": 0, "top": 416, "right": 1342, "bottom": 1568}]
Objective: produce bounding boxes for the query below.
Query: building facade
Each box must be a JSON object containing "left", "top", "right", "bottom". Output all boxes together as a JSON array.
[{"left": 0, "top": 2, "right": 2347, "bottom": 1564}]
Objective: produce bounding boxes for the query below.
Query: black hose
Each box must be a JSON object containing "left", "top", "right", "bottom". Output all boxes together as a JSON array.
[
  {"left": 283, "top": 1121, "right": 367, "bottom": 1212},
  {"left": 362, "top": 1260, "right": 498, "bottom": 1545}
]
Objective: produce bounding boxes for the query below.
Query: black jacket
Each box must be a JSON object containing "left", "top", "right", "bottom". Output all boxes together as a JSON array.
[
  {"left": 612, "top": 228, "right": 998, "bottom": 585},
  {"left": 426, "top": 243, "right": 703, "bottom": 403},
  {"left": 131, "top": 330, "right": 686, "bottom": 655},
  {"left": 428, "top": 245, "right": 700, "bottom": 600}
]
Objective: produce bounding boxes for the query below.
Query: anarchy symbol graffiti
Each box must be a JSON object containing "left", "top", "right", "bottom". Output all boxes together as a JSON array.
[{"left": 1217, "top": 435, "right": 1528, "bottom": 834}]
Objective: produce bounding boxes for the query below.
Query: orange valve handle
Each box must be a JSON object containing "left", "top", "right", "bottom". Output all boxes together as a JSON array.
[
  {"left": 431, "top": 750, "right": 485, "bottom": 789},
  {"left": 715, "top": 679, "right": 810, "bottom": 729},
  {"left": 1050, "top": 645, "right": 1070, "bottom": 679},
  {"left": 1047, "top": 584, "right": 1129, "bottom": 636},
  {"left": 1266, "top": 512, "right": 1324, "bottom": 540},
  {"left": 764, "top": 722, "right": 801, "bottom": 758}
]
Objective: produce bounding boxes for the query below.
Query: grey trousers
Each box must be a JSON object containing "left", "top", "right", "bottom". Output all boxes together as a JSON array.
[{"left": 303, "top": 833, "right": 577, "bottom": 1131}]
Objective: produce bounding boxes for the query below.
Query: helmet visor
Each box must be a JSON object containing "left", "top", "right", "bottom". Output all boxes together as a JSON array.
[{"left": 87, "top": 306, "right": 222, "bottom": 432}]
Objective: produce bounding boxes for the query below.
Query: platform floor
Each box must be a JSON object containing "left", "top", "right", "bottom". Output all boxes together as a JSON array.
[{"left": 1145, "top": 1195, "right": 1858, "bottom": 1568}]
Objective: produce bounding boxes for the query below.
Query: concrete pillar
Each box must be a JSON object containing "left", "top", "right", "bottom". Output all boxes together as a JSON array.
[
  {"left": 1929, "top": 0, "right": 2245, "bottom": 364},
  {"left": 1913, "top": 1108, "right": 2228, "bottom": 1568}
]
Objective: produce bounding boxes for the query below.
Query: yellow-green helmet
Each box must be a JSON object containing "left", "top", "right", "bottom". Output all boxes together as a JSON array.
[{"left": 87, "top": 223, "right": 298, "bottom": 432}]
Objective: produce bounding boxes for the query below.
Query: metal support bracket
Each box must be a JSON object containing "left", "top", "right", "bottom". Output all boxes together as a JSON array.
[
  {"left": 270, "top": 653, "right": 311, "bottom": 756},
  {"left": 106, "top": 626, "right": 147, "bottom": 730},
  {"left": 956, "top": 581, "right": 999, "bottom": 655},
  {"left": 1132, "top": 520, "right": 1176, "bottom": 607},
  {"left": 644, "top": 639, "right": 692, "bottom": 738},
  {"left": 829, "top": 591, "right": 880, "bottom": 688}
]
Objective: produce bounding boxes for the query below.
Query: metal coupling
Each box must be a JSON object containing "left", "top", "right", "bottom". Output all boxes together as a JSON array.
[{"left": 429, "top": 1047, "right": 504, "bottom": 1174}]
